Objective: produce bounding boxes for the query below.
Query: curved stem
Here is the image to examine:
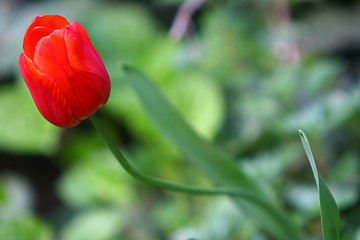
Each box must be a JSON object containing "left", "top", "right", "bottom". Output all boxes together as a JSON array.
[
  {"left": 90, "top": 114, "right": 296, "bottom": 234},
  {"left": 90, "top": 115, "right": 252, "bottom": 197}
]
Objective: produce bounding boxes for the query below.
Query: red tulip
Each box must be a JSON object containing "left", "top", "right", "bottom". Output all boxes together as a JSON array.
[{"left": 19, "top": 15, "right": 110, "bottom": 128}]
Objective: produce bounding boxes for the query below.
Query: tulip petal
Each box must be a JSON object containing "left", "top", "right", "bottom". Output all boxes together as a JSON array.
[
  {"left": 65, "top": 22, "right": 110, "bottom": 84},
  {"left": 23, "top": 15, "right": 69, "bottom": 60},
  {"left": 23, "top": 27, "right": 54, "bottom": 60},
  {"left": 64, "top": 21, "right": 110, "bottom": 104},
  {"left": 19, "top": 53, "right": 79, "bottom": 127},
  {"left": 33, "top": 29, "right": 107, "bottom": 120},
  {"left": 26, "top": 15, "right": 69, "bottom": 31}
]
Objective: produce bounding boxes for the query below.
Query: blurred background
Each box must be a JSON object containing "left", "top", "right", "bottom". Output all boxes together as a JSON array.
[{"left": 1, "top": 0, "right": 360, "bottom": 239}]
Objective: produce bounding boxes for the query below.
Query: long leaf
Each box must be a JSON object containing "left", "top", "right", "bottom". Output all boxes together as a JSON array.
[
  {"left": 123, "top": 65, "right": 302, "bottom": 240},
  {"left": 299, "top": 130, "right": 340, "bottom": 240}
]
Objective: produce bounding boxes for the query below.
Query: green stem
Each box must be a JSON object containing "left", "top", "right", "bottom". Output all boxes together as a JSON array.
[
  {"left": 90, "top": 114, "right": 302, "bottom": 239},
  {"left": 90, "top": 114, "right": 263, "bottom": 200}
]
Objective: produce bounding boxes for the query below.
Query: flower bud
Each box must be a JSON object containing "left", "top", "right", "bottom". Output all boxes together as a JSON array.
[{"left": 19, "top": 15, "right": 110, "bottom": 128}]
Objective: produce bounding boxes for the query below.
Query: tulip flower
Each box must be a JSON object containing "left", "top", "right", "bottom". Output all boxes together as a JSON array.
[{"left": 19, "top": 15, "right": 110, "bottom": 128}]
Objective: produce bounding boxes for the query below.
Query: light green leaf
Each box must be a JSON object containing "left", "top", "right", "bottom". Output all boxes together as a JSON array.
[
  {"left": 57, "top": 149, "right": 135, "bottom": 208},
  {"left": 122, "top": 65, "right": 302, "bottom": 240},
  {"left": 0, "top": 81, "right": 61, "bottom": 154},
  {"left": 299, "top": 130, "right": 340, "bottom": 240},
  {"left": 60, "top": 209, "right": 124, "bottom": 240},
  {"left": 0, "top": 215, "right": 53, "bottom": 240}
]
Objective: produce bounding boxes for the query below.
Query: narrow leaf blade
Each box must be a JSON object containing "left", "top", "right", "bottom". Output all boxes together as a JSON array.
[
  {"left": 123, "top": 64, "right": 256, "bottom": 190},
  {"left": 299, "top": 130, "right": 340, "bottom": 240},
  {"left": 123, "top": 65, "right": 302, "bottom": 240}
]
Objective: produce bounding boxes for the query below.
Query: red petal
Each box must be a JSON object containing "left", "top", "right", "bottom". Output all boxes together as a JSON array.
[
  {"left": 19, "top": 53, "right": 79, "bottom": 127},
  {"left": 65, "top": 22, "right": 110, "bottom": 103},
  {"left": 24, "top": 27, "right": 54, "bottom": 60},
  {"left": 33, "top": 29, "right": 108, "bottom": 121},
  {"left": 23, "top": 15, "right": 69, "bottom": 60},
  {"left": 65, "top": 22, "right": 109, "bottom": 79},
  {"left": 26, "top": 15, "right": 69, "bottom": 31}
]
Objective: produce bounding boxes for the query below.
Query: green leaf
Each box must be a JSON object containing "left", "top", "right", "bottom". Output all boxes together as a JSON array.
[
  {"left": 0, "top": 215, "right": 53, "bottom": 240},
  {"left": 299, "top": 130, "right": 340, "bottom": 240},
  {"left": 122, "top": 65, "right": 302, "bottom": 240},
  {"left": 0, "top": 82, "right": 61, "bottom": 154},
  {"left": 60, "top": 209, "right": 124, "bottom": 240},
  {"left": 122, "top": 65, "right": 256, "bottom": 190},
  {"left": 57, "top": 149, "right": 135, "bottom": 208}
]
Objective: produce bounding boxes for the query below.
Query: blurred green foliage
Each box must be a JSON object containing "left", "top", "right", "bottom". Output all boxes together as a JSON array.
[
  {"left": 0, "top": 215, "right": 52, "bottom": 240},
  {"left": 1, "top": 0, "right": 360, "bottom": 239},
  {"left": 0, "top": 81, "right": 60, "bottom": 154}
]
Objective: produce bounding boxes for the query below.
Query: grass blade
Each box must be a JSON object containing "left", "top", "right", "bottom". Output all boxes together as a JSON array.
[{"left": 299, "top": 130, "right": 340, "bottom": 240}]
